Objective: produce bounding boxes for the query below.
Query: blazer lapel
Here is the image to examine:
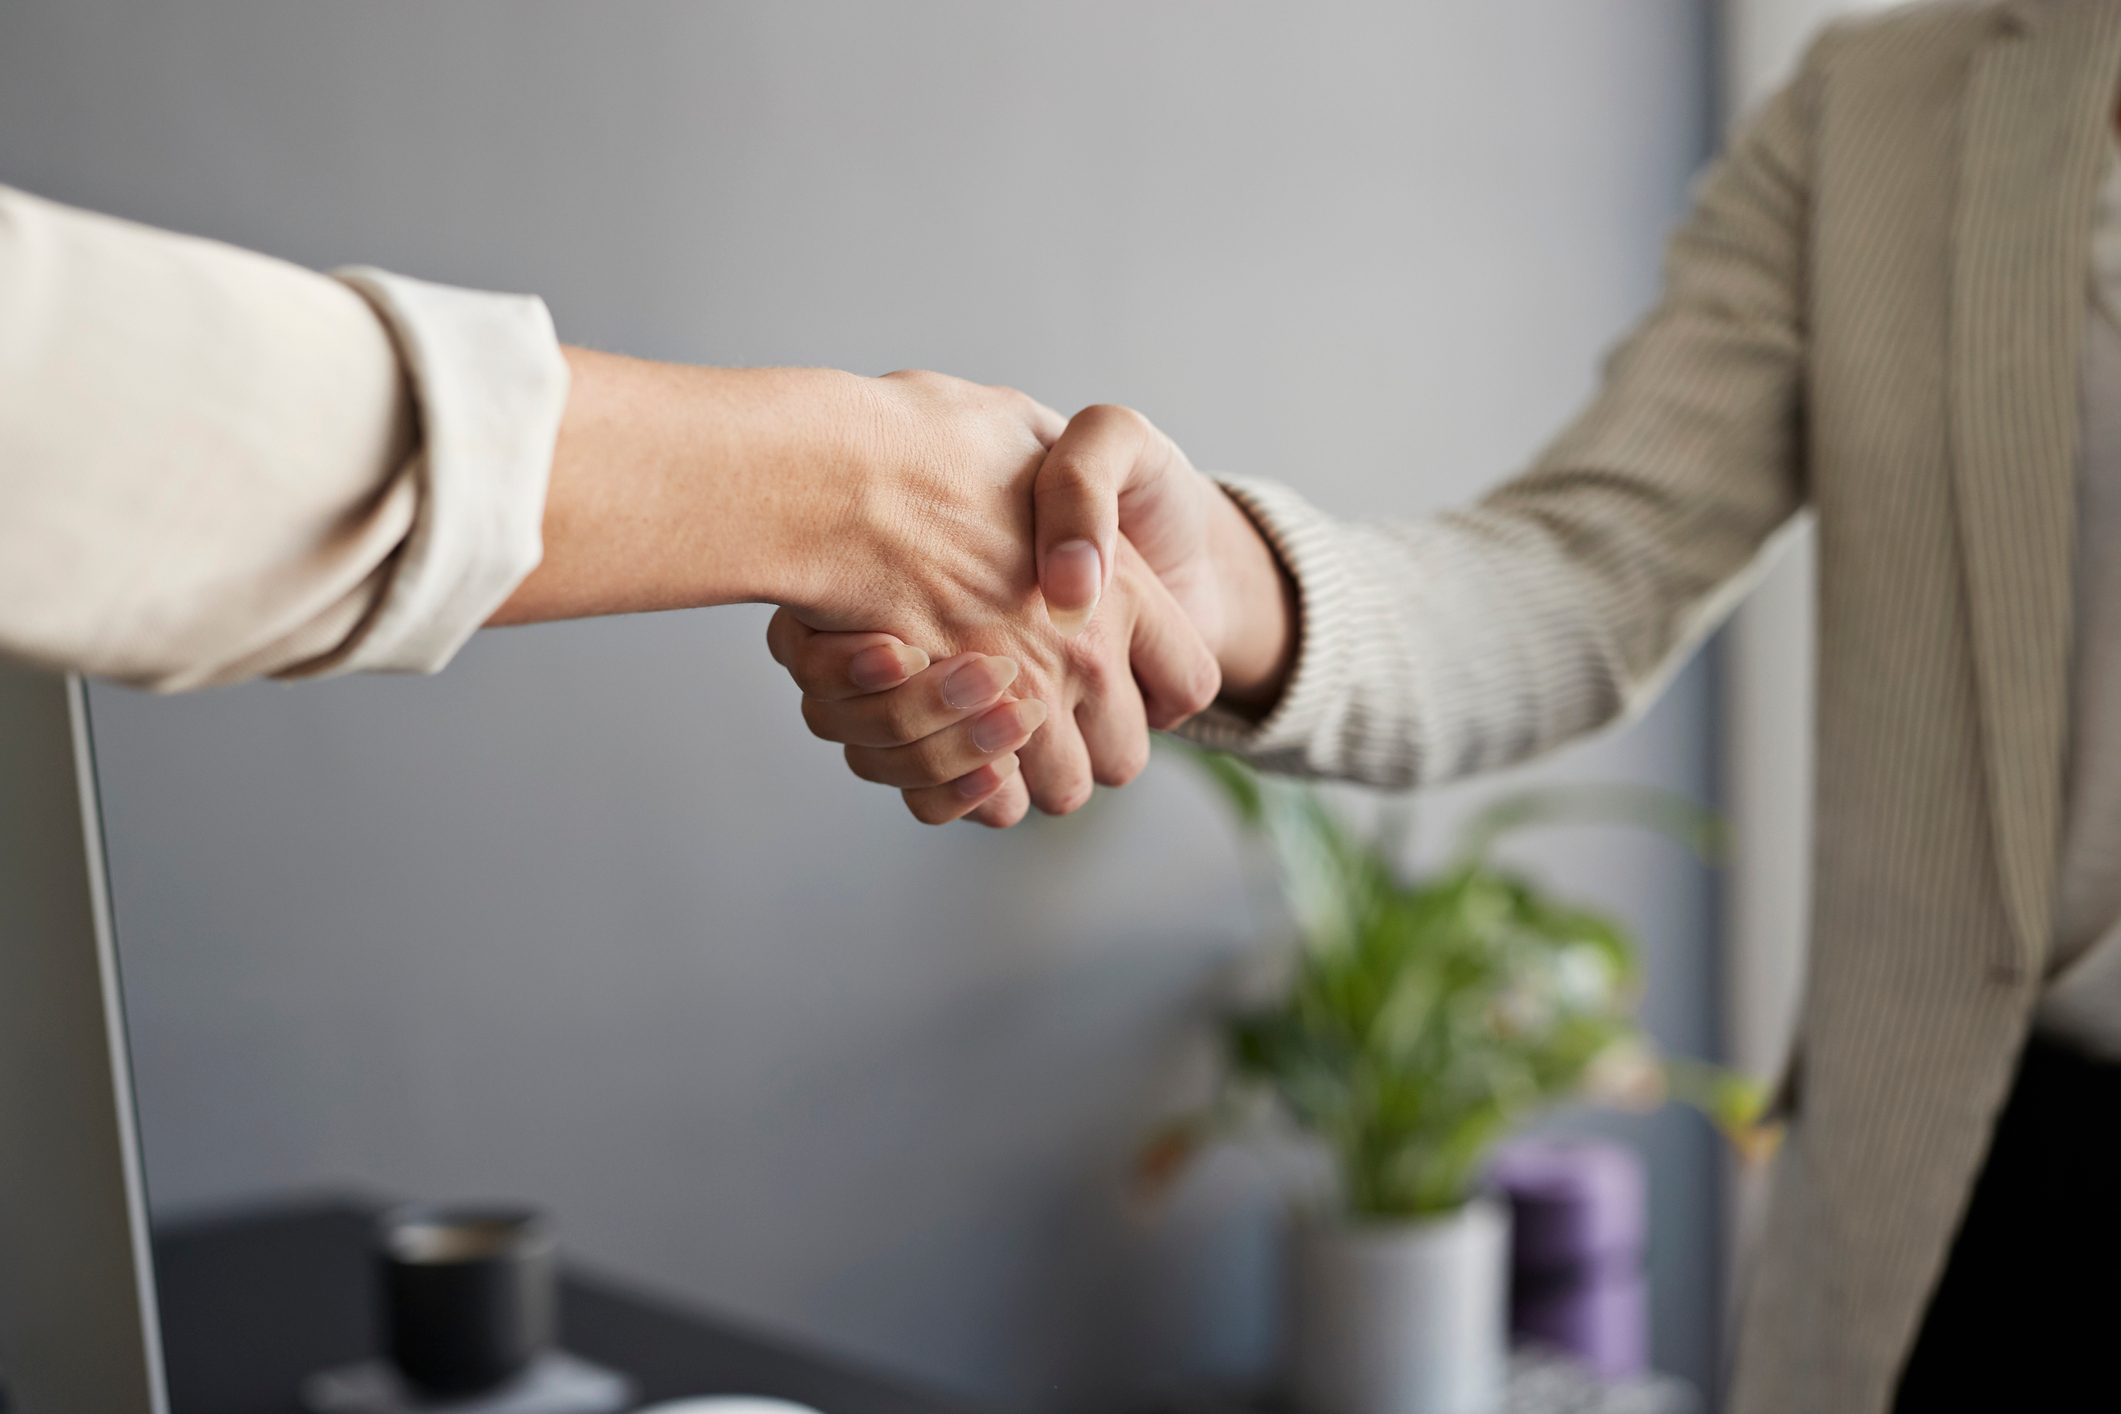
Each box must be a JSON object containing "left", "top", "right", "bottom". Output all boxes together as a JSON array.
[{"left": 1950, "top": 0, "right": 2121, "bottom": 974}]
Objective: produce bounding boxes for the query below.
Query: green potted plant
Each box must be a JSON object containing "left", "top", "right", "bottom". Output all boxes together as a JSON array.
[{"left": 1141, "top": 753, "right": 1768, "bottom": 1414}]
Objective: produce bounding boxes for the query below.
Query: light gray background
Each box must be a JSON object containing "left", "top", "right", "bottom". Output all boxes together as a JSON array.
[{"left": 0, "top": 2, "right": 1723, "bottom": 1407}]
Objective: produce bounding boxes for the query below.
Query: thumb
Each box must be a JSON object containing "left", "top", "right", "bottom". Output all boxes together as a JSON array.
[{"left": 1032, "top": 404, "right": 1162, "bottom": 637}]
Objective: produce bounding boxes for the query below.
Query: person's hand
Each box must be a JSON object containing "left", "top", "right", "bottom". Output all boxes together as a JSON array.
[
  {"left": 1026, "top": 404, "right": 1297, "bottom": 709},
  {"left": 774, "top": 374, "right": 1224, "bottom": 825},
  {"left": 771, "top": 401, "right": 1298, "bottom": 825},
  {"left": 477, "top": 352, "right": 1264, "bottom": 823},
  {"left": 770, "top": 532, "right": 1218, "bottom": 825},
  {"left": 1027, "top": 404, "right": 1226, "bottom": 652}
]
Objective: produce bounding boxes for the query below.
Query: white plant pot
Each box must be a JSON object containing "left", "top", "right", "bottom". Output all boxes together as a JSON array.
[{"left": 1288, "top": 1197, "right": 1511, "bottom": 1414}]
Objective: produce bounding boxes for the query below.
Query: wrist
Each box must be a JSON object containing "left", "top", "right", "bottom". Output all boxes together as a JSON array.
[
  {"left": 499, "top": 352, "right": 877, "bottom": 624},
  {"left": 691, "top": 365, "right": 882, "bottom": 609},
  {"left": 1204, "top": 483, "right": 1298, "bottom": 717}
]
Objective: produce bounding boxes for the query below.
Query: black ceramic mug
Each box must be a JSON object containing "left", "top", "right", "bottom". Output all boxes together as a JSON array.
[{"left": 377, "top": 1204, "right": 556, "bottom": 1398}]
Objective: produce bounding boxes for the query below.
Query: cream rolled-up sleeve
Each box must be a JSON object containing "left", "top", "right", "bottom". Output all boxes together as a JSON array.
[{"left": 0, "top": 185, "right": 569, "bottom": 690}]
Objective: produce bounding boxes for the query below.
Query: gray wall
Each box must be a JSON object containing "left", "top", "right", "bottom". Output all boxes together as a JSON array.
[{"left": 0, "top": 2, "right": 1720, "bottom": 1407}]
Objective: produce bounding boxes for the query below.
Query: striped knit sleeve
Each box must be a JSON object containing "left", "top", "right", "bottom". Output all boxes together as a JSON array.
[{"left": 1181, "top": 43, "right": 1822, "bottom": 788}]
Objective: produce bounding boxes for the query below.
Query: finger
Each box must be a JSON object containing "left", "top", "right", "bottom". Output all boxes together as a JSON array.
[
  {"left": 1016, "top": 689, "right": 1096, "bottom": 816},
  {"left": 764, "top": 607, "right": 813, "bottom": 668},
  {"left": 901, "top": 754, "right": 1022, "bottom": 827},
  {"left": 967, "top": 772, "right": 1031, "bottom": 828},
  {"left": 1021, "top": 395, "right": 1067, "bottom": 446},
  {"left": 1032, "top": 404, "right": 1169, "bottom": 637},
  {"left": 843, "top": 698, "right": 1049, "bottom": 789},
  {"left": 777, "top": 623, "right": 932, "bottom": 702},
  {"left": 1123, "top": 547, "right": 1223, "bottom": 730},
  {"left": 802, "top": 652, "right": 1023, "bottom": 748},
  {"left": 1068, "top": 657, "right": 1153, "bottom": 792}
]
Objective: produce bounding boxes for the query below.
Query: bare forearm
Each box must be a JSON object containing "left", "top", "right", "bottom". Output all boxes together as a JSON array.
[{"left": 492, "top": 348, "right": 876, "bottom": 625}]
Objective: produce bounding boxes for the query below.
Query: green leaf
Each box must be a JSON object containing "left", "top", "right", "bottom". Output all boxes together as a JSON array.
[
  {"left": 1180, "top": 745, "right": 1267, "bottom": 829},
  {"left": 1169, "top": 761, "right": 1737, "bottom": 1222},
  {"left": 1455, "top": 785, "right": 1723, "bottom": 867}
]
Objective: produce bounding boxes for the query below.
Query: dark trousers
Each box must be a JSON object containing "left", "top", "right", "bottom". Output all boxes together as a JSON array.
[{"left": 1891, "top": 1038, "right": 2121, "bottom": 1411}]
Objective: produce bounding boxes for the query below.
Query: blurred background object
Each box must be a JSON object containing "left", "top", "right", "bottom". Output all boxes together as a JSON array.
[
  {"left": 0, "top": 1, "right": 1752, "bottom": 1409},
  {"left": 1140, "top": 759, "right": 1755, "bottom": 1414},
  {"left": 1491, "top": 1140, "right": 1649, "bottom": 1379}
]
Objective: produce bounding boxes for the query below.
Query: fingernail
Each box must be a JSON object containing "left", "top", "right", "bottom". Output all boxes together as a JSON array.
[
  {"left": 972, "top": 697, "right": 1048, "bottom": 753},
  {"left": 849, "top": 643, "right": 930, "bottom": 691},
  {"left": 1044, "top": 540, "right": 1103, "bottom": 638},
  {"left": 954, "top": 753, "right": 1020, "bottom": 799},
  {"left": 943, "top": 655, "right": 1020, "bottom": 710}
]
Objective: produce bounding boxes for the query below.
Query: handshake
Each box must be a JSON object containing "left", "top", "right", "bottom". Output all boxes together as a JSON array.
[{"left": 751, "top": 369, "right": 1298, "bottom": 828}]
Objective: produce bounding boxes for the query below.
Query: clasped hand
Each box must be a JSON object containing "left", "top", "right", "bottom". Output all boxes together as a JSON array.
[{"left": 766, "top": 371, "right": 1243, "bottom": 828}]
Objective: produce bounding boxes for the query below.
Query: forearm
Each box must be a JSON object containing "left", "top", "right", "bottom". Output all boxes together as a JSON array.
[
  {"left": 492, "top": 349, "right": 880, "bottom": 625},
  {"left": 1186, "top": 55, "right": 1818, "bottom": 782},
  {"left": 0, "top": 186, "right": 564, "bottom": 690},
  {"left": 1187, "top": 447, "right": 1804, "bottom": 790}
]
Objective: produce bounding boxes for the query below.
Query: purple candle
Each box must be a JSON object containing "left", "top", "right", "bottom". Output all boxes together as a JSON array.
[{"left": 1489, "top": 1138, "right": 1649, "bottom": 1378}]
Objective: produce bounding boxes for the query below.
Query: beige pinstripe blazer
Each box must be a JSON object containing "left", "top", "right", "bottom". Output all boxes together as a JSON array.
[{"left": 1195, "top": 2, "right": 2121, "bottom": 1408}]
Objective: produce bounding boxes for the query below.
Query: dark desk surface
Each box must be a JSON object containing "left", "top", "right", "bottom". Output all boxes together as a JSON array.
[{"left": 153, "top": 1197, "right": 994, "bottom": 1414}]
